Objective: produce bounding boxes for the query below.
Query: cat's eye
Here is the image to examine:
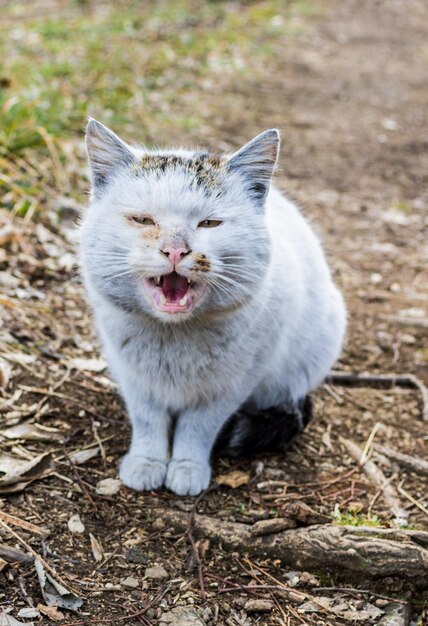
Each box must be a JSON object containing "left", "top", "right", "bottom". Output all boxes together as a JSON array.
[
  {"left": 198, "top": 219, "right": 222, "bottom": 228},
  {"left": 128, "top": 215, "right": 156, "bottom": 226}
]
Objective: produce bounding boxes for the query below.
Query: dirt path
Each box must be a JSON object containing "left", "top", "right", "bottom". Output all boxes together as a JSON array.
[{"left": 1, "top": 1, "right": 427, "bottom": 624}]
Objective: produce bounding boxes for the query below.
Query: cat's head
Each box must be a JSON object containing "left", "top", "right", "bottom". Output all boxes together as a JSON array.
[{"left": 80, "top": 119, "right": 279, "bottom": 323}]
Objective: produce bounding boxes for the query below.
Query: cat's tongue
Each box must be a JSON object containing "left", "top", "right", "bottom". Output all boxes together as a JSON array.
[{"left": 162, "top": 272, "right": 188, "bottom": 303}]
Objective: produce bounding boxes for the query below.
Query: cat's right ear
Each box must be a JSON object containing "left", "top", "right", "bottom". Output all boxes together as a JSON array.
[
  {"left": 86, "top": 119, "right": 136, "bottom": 196},
  {"left": 227, "top": 129, "right": 280, "bottom": 204}
]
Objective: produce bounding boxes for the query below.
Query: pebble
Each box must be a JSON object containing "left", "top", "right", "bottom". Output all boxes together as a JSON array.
[
  {"left": 375, "top": 599, "right": 390, "bottom": 607},
  {"left": 244, "top": 599, "right": 275, "bottom": 613},
  {"left": 126, "top": 547, "right": 148, "bottom": 564},
  {"left": 67, "top": 513, "right": 85, "bottom": 534},
  {"left": 144, "top": 565, "right": 168, "bottom": 580},
  {"left": 96, "top": 478, "right": 122, "bottom": 496},
  {"left": 121, "top": 576, "right": 139, "bottom": 589},
  {"left": 299, "top": 571, "right": 320, "bottom": 586},
  {"left": 159, "top": 607, "right": 206, "bottom": 625}
]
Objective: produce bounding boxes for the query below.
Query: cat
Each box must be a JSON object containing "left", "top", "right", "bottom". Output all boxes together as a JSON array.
[{"left": 79, "top": 119, "right": 346, "bottom": 496}]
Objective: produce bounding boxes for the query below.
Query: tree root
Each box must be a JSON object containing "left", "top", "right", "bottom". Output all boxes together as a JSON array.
[{"left": 164, "top": 510, "right": 428, "bottom": 589}]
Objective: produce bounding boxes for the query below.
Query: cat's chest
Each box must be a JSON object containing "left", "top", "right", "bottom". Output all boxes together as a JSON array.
[{"left": 118, "top": 322, "right": 245, "bottom": 400}]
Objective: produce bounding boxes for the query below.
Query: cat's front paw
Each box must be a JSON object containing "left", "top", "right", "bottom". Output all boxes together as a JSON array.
[
  {"left": 120, "top": 453, "right": 167, "bottom": 491},
  {"left": 165, "top": 460, "right": 211, "bottom": 496}
]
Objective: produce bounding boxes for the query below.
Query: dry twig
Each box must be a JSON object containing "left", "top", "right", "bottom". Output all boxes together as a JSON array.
[
  {"left": 0, "top": 511, "right": 48, "bottom": 536},
  {"left": 63, "top": 450, "right": 98, "bottom": 512},
  {"left": 329, "top": 371, "right": 428, "bottom": 420},
  {"left": 0, "top": 543, "right": 34, "bottom": 564},
  {"left": 0, "top": 518, "right": 77, "bottom": 592},
  {"left": 340, "top": 437, "right": 407, "bottom": 520},
  {"left": 397, "top": 484, "right": 428, "bottom": 518},
  {"left": 185, "top": 485, "right": 218, "bottom": 601},
  {"left": 374, "top": 444, "right": 428, "bottom": 477}
]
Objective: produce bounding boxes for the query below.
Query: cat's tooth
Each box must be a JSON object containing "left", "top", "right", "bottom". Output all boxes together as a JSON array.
[
  {"left": 179, "top": 294, "right": 188, "bottom": 306},
  {"left": 155, "top": 276, "right": 161, "bottom": 285},
  {"left": 160, "top": 293, "right": 167, "bottom": 305}
]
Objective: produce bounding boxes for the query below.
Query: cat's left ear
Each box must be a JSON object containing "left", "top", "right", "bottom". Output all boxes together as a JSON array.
[
  {"left": 227, "top": 129, "right": 280, "bottom": 203},
  {"left": 86, "top": 118, "right": 137, "bottom": 196}
]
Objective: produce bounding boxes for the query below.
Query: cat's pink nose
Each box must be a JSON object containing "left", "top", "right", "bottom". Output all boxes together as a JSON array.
[{"left": 161, "top": 246, "right": 191, "bottom": 267}]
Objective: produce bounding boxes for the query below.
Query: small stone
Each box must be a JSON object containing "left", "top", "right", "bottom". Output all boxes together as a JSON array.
[
  {"left": 121, "top": 576, "right": 139, "bottom": 589},
  {"left": 144, "top": 565, "right": 168, "bottom": 580},
  {"left": 299, "top": 600, "right": 322, "bottom": 613},
  {"left": 96, "top": 478, "right": 122, "bottom": 496},
  {"left": 159, "top": 607, "right": 206, "bottom": 625},
  {"left": 299, "top": 572, "right": 320, "bottom": 586},
  {"left": 152, "top": 518, "right": 166, "bottom": 529},
  {"left": 375, "top": 599, "right": 390, "bottom": 607},
  {"left": 126, "top": 547, "right": 148, "bottom": 564},
  {"left": 67, "top": 513, "right": 85, "bottom": 534},
  {"left": 370, "top": 272, "right": 383, "bottom": 284},
  {"left": 244, "top": 599, "right": 274, "bottom": 613},
  {"left": 105, "top": 583, "right": 121, "bottom": 590}
]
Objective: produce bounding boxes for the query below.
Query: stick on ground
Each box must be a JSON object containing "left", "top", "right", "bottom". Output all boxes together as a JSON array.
[
  {"left": 329, "top": 371, "right": 428, "bottom": 421},
  {"left": 373, "top": 444, "right": 428, "bottom": 477},
  {"left": 340, "top": 437, "right": 407, "bottom": 520}
]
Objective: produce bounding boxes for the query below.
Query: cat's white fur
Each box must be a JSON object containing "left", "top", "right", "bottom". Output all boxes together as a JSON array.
[{"left": 80, "top": 119, "right": 346, "bottom": 496}]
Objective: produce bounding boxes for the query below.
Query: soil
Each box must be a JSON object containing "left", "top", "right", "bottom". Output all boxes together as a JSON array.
[{"left": 1, "top": 0, "right": 427, "bottom": 624}]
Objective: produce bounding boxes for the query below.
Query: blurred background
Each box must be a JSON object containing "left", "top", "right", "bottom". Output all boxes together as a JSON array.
[
  {"left": 0, "top": 0, "right": 315, "bottom": 220},
  {"left": 1, "top": 0, "right": 425, "bottom": 223}
]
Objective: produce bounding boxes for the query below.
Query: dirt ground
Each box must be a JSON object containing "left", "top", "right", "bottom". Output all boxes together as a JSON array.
[{"left": 1, "top": 0, "right": 428, "bottom": 624}]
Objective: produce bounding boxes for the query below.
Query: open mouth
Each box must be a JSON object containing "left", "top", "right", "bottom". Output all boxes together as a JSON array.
[{"left": 143, "top": 272, "right": 205, "bottom": 314}]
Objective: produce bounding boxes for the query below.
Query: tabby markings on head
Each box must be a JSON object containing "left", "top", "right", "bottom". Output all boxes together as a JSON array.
[{"left": 133, "top": 154, "right": 227, "bottom": 192}]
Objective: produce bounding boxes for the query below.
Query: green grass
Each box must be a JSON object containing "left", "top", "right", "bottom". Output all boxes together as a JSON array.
[
  {"left": 0, "top": 0, "right": 314, "bottom": 218},
  {"left": 331, "top": 503, "right": 385, "bottom": 527},
  {"left": 332, "top": 511, "right": 384, "bottom": 527}
]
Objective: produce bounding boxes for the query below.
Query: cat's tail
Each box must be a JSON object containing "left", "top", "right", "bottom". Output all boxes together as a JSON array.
[{"left": 214, "top": 396, "right": 313, "bottom": 458}]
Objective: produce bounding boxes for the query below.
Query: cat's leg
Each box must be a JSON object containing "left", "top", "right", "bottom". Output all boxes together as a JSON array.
[
  {"left": 119, "top": 394, "right": 170, "bottom": 491},
  {"left": 165, "top": 400, "right": 240, "bottom": 496}
]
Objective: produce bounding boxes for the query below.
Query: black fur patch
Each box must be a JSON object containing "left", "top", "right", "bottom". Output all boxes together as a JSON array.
[{"left": 214, "top": 395, "right": 313, "bottom": 458}]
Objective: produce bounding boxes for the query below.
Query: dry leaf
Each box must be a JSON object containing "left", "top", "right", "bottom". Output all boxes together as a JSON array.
[
  {"left": 68, "top": 447, "right": 99, "bottom": 465},
  {"left": 68, "top": 357, "right": 106, "bottom": 373},
  {"left": 0, "top": 558, "right": 7, "bottom": 572},
  {"left": 0, "top": 359, "right": 12, "bottom": 389},
  {"left": 67, "top": 514, "right": 85, "bottom": 534},
  {"left": 35, "top": 559, "right": 83, "bottom": 611},
  {"left": 0, "top": 353, "right": 36, "bottom": 366},
  {"left": 89, "top": 533, "right": 104, "bottom": 562},
  {"left": 96, "top": 478, "right": 122, "bottom": 496},
  {"left": 0, "top": 510, "right": 49, "bottom": 536},
  {"left": 0, "top": 611, "right": 33, "bottom": 626},
  {"left": 36, "top": 604, "right": 65, "bottom": 622},
  {"left": 214, "top": 470, "right": 250, "bottom": 488},
  {"left": 0, "top": 452, "right": 52, "bottom": 494},
  {"left": 16, "top": 609, "right": 39, "bottom": 620},
  {"left": 1, "top": 422, "right": 63, "bottom": 442}
]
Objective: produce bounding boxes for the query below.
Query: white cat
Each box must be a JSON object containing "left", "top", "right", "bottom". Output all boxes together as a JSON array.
[{"left": 79, "top": 119, "right": 346, "bottom": 496}]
